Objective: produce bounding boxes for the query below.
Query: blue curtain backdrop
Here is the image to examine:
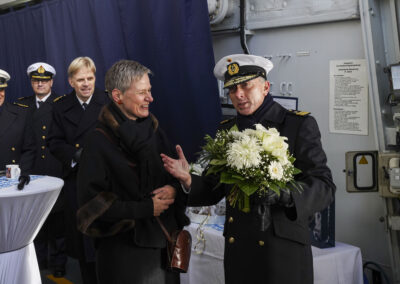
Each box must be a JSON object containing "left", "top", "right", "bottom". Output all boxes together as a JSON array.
[{"left": 0, "top": 0, "right": 221, "bottom": 161}]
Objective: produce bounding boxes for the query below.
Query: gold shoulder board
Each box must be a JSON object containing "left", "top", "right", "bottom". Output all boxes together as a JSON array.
[
  {"left": 220, "top": 118, "right": 234, "bottom": 125},
  {"left": 14, "top": 103, "right": 29, "bottom": 108},
  {"left": 17, "top": 96, "right": 27, "bottom": 101},
  {"left": 53, "top": 94, "right": 66, "bottom": 102},
  {"left": 289, "top": 109, "right": 310, "bottom": 116}
]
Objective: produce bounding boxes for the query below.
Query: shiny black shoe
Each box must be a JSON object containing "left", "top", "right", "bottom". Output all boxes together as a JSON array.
[{"left": 53, "top": 268, "right": 66, "bottom": 278}]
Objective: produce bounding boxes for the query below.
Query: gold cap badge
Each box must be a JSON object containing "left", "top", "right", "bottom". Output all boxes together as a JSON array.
[
  {"left": 38, "top": 66, "right": 45, "bottom": 74},
  {"left": 227, "top": 63, "right": 239, "bottom": 76}
]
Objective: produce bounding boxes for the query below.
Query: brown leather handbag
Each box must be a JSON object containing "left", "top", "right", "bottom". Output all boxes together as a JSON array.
[{"left": 156, "top": 217, "right": 192, "bottom": 273}]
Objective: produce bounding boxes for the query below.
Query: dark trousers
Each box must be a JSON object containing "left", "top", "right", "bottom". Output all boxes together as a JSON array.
[
  {"left": 79, "top": 260, "right": 97, "bottom": 284},
  {"left": 34, "top": 212, "right": 67, "bottom": 270}
]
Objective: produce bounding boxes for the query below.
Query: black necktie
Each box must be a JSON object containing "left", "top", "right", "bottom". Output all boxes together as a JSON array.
[
  {"left": 37, "top": 101, "right": 43, "bottom": 108},
  {"left": 82, "top": 103, "right": 88, "bottom": 110}
]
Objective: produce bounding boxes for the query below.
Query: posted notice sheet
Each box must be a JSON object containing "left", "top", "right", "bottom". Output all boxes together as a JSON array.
[{"left": 329, "top": 59, "right": 368, "bottom": 135}]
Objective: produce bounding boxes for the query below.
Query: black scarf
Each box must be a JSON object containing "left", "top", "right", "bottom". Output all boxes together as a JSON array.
[
  {"left": 236, "top": 94, "right": 274, "bottom": 131},
  {"left": 107, "top": 103, "right": 167, "bottom": 195}
]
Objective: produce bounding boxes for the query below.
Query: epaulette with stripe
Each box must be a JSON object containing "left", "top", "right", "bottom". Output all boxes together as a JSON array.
[
  {"left": 13, "top": 102, "right": 29, "bottom": 108},
  {"left": 17, "top": 96, "right": 29, "bottom": 101},
  {"left": 53, "top": 94, "right": 66, "bottom": 102},
  {"left": 288, "top": 109, "right": 310, "bottom": 116},
  {"left": 220, "top": 117, "right": 234, "bottom": 125}
]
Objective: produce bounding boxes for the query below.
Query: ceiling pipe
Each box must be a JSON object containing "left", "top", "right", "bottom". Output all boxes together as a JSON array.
[{"left": 240, "top": 0, "right": 250, "bottom": 54}]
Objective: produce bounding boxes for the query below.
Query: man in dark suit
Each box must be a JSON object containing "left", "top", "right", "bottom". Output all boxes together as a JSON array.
[
  {"left": 0, "top": 69, "right": 34, "bottom": 189},
  {"left": 161, "top": 54, "right": 336, "bottom": 284},
  {"left": 18, "top": 62, "right": 66, "bottom": 277},
  {"left": 49, "top": 57, "right": 108, "bottom": 284}
]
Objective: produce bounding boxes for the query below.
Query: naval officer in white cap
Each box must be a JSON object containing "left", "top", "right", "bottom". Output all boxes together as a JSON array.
[
  {"left": 0, "top": 68, "right": 35, "bottom": 190},
  {"left": 18, "top": 62, "right": 66, "bottom": 277},
  {"left": 161, "top": 54, "right": 336, "bottom": 284}
]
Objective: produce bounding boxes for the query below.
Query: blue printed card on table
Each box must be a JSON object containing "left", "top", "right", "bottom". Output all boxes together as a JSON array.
[{"left": 0, "top": 175, "right": 42, "bottom": 189}]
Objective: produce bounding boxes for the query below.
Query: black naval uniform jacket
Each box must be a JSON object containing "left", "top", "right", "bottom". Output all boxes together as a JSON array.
[
  {"left": 48, "top": 88, "right": 109, "bottom": 259},
  {"left": 189, "top": 99, "right": 336, "bottom": 284},
  {"left": 0, "top": 102, "right": 35, "bottom": 176},
  {"left": 18, "top": 93, "right": 62, "bottom": 178}
]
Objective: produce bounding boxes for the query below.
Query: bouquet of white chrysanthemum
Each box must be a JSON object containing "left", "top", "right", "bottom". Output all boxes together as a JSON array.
[{"left": 200, "top": 124, "right": 302, "bottom": 212}]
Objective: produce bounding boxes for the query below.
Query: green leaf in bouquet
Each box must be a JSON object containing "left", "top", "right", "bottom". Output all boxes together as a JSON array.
[
  {"left": 231, "top": 174, "right": 245, "bottom": 181},
  {"left": 220, "top": 171, "right": 243, "bottom": 184},
  {"left": 238, "top": 193, "right": 250, "bottom": 213},
  {"left": 237, "top": 181, "right": 258, "bottom": 196},
  {"left": 289, "top": 180, "right": 304, "bottom": 193},
  {"left": 205, "top": 165, "right": 225, "bottom": 176},
  {"left": 209, "top": 159, "right": 227, "bottom": 166},
  {"left": 268, "top": 183, "right": 281, "bottom": 195},
  {"left": 292, "top": 167, "right": 302, "bottom": 175},
  {"left": 227, "top": 185, "right": 250, "bottom": 213},
  {"left": 230, "top": 124, "right": 239, "bottom": 131}
]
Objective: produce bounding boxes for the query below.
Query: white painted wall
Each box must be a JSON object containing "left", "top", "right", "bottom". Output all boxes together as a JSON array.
[{"left": 212, "top": 19, "right": 392, "bottom": 275}]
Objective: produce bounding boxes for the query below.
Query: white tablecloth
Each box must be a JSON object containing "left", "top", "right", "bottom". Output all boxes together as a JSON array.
[
  {"left": 181, "top": 223, "right": 363, "bottom": 284},
  {"left": 0, "top": 176, "right": 63, "bottom": 284}
]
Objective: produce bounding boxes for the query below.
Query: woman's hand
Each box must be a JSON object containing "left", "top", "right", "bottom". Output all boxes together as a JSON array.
[
  {"left": 161, "top": 145, "right": 192, "bottom": 189},
  {"left": 152, "top": 185, "right": 176, "bottom": 200},
  {"left": 152, "top": 195, "right": 174, "bottom": 216}
]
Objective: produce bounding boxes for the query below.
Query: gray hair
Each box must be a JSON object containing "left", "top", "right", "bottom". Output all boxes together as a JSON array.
[{"left": 105, "top": 60, "right": 152, "bottom": 95}]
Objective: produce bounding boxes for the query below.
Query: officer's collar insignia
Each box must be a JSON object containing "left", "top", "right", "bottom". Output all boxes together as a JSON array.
[
  {"left": 38, "top": 66, "right": 45, "bottom": 74},
  {"left": 227, "top": 63, "right": 239, "bottom": 76}
]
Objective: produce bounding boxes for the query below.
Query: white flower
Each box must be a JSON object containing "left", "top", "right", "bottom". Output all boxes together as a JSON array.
[
  {"left": 255, "top": 123, "right": 268, "bottom": 132},
  {"left": 268, "top": 161, "right": 284, "bottom": 180},
  {"left": 242, "top": 128, "right": 257, "bottom": 137},
  {"left": 230, "top": 131, "right": 244, "bottom": 139},
  {"left": 227, "top": 135, "right": 263, "bottom": 170}
]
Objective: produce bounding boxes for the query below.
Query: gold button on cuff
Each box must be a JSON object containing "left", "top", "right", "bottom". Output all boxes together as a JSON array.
[
  {"left": 42, "top": 136, "right": 46, "bottom": 140},
  {"left": 12, "top": 160, "right": 16, "bottom": 163},
  {"left": 42, "top": 125, "right": 46, "bottom": 130},
  {"left": 41, "top": 146, "right": 45, "bottom": 150},
  {"left": 75, "top": 144, "right": 80, "bottom": 148},
  {"left": 41, "top": 155, "right": 45, "bottom": 159},
  {"left": 228, "top": 237, "right": 235, "bottom": 244},
  {"left": 11, "top": 147, "right": 15, "bottom": 151},
  {"left": 228, "top": 217, "right": 233, "bottom": 223},
  {"left": 259, "top": 240, "right": 264, "bottom": 246}
]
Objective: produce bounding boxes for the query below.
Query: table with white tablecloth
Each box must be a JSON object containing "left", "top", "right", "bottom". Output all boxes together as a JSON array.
[
  {"left": 0, "top": 176, "right": 63, "bottom": 284},
  {"left": 181, "top": 223, "right": 363, "bottom": 284}
]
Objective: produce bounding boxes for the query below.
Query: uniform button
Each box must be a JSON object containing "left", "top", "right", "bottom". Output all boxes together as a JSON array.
[
  {"left": 42, "top": 125, "right": 46, "bottom": 130},
  {"left": 228, "top": 237, "right": 235, "bottom": 244},
  {"left": 259, "top": 240, "right": 264, "bottom": 246},
  {"left": 12, "top": 160, "right": 16, "bottom": 163},
  {"left": 42, "top": 136, "right": 46, "bottom": 140},
  {"left": 11, "top": 147, "right": 15, "bottom": 151},
  {"left": 41, "top": 155, "right": 45, "bottom": 159},
  {"left": 41, "top": 146, "right": 45, "bottom": 150},
  {"left": 75, "top": 144, "right": 80, "bottom": 148},
  {"left": 228, "top": 217, "right": 233, "bottom": 223}
]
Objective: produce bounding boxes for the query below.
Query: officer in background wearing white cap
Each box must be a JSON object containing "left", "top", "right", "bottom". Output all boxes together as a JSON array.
[
  {"left": 0, "top": 69, "right": 35, "bottom": 190},
  {"left": 161, "top": 54, "right": 336, "bottom": 284},
  {"left": 18, "top": 62, "right": 66, "bottom": 277}
]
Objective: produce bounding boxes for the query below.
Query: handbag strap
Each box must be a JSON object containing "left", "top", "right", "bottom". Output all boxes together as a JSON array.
[{"left": 155, "top": 216, "right": 173, "bottom": 243}]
